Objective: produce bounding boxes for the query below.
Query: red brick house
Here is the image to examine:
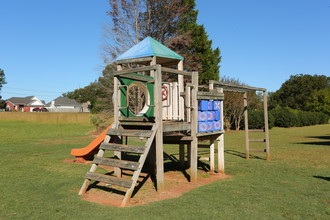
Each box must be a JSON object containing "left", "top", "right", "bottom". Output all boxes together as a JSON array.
[{"left": 5, "top": 96, "right": 45, "bottom": 112}]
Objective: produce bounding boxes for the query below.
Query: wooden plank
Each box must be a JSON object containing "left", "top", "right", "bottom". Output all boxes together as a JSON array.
[
  {"left": 210, "top": 138, "right": 215, "bottom": 173},
  {"left": 93, "top": 156, "right": 139, "bottom": 170},
  {"left": 85, "top": 172, "right": 132, "bottom": 188},
  {"left": 217, "top": 134, "right": 225, "bottom": 173},
  {"left": 249, "top": 129, "right": 265, "bottom": 132},
  {"left": 197, "top": 95, "right": 224, "bottom": 101},
  {"left": 163, "top": 122, "right": 191, "bottom": 132},
  {"left": 178, "top": 61, "right": 185, "bottom": 121},
  {"left": 197, "top": 91, "right": 225, "bottom": 97},
  {"left": 249, "top": 148, "right": 266, "bottom": 152},
  {"left": 120, "top": 122, "right": 154, "bottom": 126},
  {"left": 118, "top": 74, "right": 154, "bottom": 83},
  {"left": 185, "top": 85, "right": 191, "bottom": 122},
  {"left": 100, "top": 143, "right": 145, "bottom": 154},
  {"left": 116, "top": 57, "right": 153, "bottom": 64},
  {"left": 210, "top": 80, "right": 266, "bottom": 92},
  {"left": 249, "top": 139, "right": 266, "bottom": 142},
  {"left": 107, "top": 129, "right": 152, "bottom": 137},
  {"left": 173, "top": 82, "right": 178, "bottom": 120},
  {"left": 196, "top": 130, "right": 225, "bottom": 137},
  {"left": 161, "top": 66, "right": 192, "bottom": 77},
  {"left": 119, "top": 116, "right": 154, "bottom": 122},
  {"left": 114, "top": 65, "right": 157, "bottom": 76}
]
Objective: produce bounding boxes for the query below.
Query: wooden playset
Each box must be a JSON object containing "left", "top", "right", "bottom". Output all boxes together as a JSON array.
[{"left": 75, "top": 37, "right": 270, "bottom": 207}]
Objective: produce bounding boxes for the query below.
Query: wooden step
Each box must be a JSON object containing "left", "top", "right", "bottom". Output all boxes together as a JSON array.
[
  {"left": 85, "top": 172, "right": 132, "bottom": 188},
  {"left": 248, "top": 129, "right": 264, "bottom": 133},
  {"left": 93, "top": 156, "right": 139, "bottom": 170},
  {"left": 249, "top": 148, "right": 266, "bottom": 152},
  {"left": 100, "top": 143, "right": 145, "bottom": 154},
  {"left": 107, "top": 129, "right": 152, "bottom": 138},
  {"left": 249, "top": 139, "right": 266, "bottom": 142},
  {"left": 120, "top": 122, "right": 154, "bottom": 126}
]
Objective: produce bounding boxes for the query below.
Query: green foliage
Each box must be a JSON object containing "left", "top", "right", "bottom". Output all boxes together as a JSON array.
[
  {"left": 174, "top": 0, "right": 221, "bottom": 84},
  {"left": 269, "top": 74, "right": 329, "bottom": 113},
  {"left": 241, "top": 110, "right": 275, "bottom": 129},
  {"left": 306, "top": 87, "right": 330, "bottom": 115},
  {"left": 270, "top": 106, "right": 329, "bottom": 128},
  {"left": 0, "top": 68, "right": 6, "bottom": 96}
]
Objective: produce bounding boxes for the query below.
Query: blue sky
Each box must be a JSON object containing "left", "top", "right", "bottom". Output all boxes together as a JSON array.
[{"left": 1, "top": 0, "right": 329, "bottom": 102}]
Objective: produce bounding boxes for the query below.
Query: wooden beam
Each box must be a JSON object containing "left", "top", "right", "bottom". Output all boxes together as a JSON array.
[
  {"left": 210, "top": 138, "right": 215, "bottom": 173},
  {"left": 161, "top": 66, "right": 193, "bottom": 77},
  {"left": 263, "top": 90, "right": 271, "bottom": 160},
  {"left": 114, "top": 65, "right": 157, "bottom": 76},
  {"left": 155, "top": 65, "right": 164, "bottom": 190},
  {"left": 210, "top": 80, "right": 266, "bottom": 92},
  {"left": 118, "top": 74, "right": 154, "bottom": 83},
  {"left": 244, "top": 92, "right": 249, "bottom": 159},
  {"left": 116, "top": 57, "right": 153, "bottom": 64},
  {"left": 217, "top": 134, "right": 225, "bottom": 173},
  {"left": 190, "top": 71, "right": 199, "bottom": 182}
]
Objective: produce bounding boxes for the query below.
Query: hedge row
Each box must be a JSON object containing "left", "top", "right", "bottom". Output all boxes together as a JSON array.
[{"left": 242, "top": 107, "right": 329, "bottom": 129}]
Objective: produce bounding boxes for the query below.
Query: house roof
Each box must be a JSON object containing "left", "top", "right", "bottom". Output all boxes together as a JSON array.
[
  {"left": 6, "top": 96, "right": 41, "bottom": 106},
  {"left": 116, "top": 37, "right": 184, "bottom": 62},
  {"left": 47, "top": 97, "right": 81, "bottom": 107}
]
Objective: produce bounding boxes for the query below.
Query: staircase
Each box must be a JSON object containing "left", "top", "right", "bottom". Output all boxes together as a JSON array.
[{"left": 78, "top": 123, "right": 157, "bottom": 207}]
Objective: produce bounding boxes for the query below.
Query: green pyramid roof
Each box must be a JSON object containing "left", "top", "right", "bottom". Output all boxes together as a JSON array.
[{"left": 116, "top": 37, "right": 184, "bottom": 61}]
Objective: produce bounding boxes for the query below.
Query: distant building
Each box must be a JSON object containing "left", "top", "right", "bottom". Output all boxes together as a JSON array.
[
  {"left": 5, "top": 96, "right": 45, "bottom": 112},
  {"left": 46, "top": 97, "right": 83, "bottom": 112}
]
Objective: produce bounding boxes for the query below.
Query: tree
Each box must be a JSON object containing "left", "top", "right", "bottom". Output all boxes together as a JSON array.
[
  {"left": 102, "top": 0, "right": 221, "bottom": 83},
  {"left": 306, "top": 87, "right": 330, "bottom": 115},
  {"left": 269, "top": 74, "right": 329, "bottom": 111},
  {"left": 0, "top": 69, "right": 6, "bottom": 97}
]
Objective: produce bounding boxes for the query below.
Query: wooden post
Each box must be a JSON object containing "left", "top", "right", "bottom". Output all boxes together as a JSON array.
[
  {"left": 114, "top": 65, "right": 123, "bottom": 177},
  {"left": 210, "top": 138, "right": 215, "bottom": 173},
  {"left": 217, "top": 134, "right": 224, "bottom": 173},
  {"left": 154, "top": 64, "right": 164, "bottom": 190},
  {"left": 190, "top": 71, "right": 198, "bottom": 182},
  {"left": 150, "top": 56, "right": 156, "bottom": 77},
  {"left": 179, "top": 143, "right": 185, "bottom": 168},
  {"left": 178, "top": 60, "right": 184, "bottom": 120},
  {"left": 209, "top": 81, "right": 215, "bottom": 173},
  {"left": 243, "top": 92, "right": 249, "bottom": 159},
  {"left": 263, "top": 90, "right": 270, "bottom": 160}
]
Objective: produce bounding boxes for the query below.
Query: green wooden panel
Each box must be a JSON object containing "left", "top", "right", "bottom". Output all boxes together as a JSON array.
[{"left": 119, "top": 73, "right": 154, "bottom": 118}]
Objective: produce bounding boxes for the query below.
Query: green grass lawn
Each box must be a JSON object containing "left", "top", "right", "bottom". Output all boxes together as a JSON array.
[{"left": 0, "top": 118, "right": 329, "bottom": 219}]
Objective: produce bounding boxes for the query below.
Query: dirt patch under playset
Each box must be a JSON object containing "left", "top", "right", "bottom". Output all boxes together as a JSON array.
[{"left": 64, "top": 159, "right": 230, "bottom": 207}]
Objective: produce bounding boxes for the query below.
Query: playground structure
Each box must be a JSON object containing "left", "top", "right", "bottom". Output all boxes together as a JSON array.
[{"left": 74, "top": 37, "right": 270, "bottom": 207}]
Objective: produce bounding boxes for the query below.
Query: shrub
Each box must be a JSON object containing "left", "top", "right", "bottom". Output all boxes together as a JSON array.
[
  {"left": 271, "top": 107, "right": 298, "bottom": 128},
  {"left": 239, "top": 110, "right": 275, "bottom": 130}
]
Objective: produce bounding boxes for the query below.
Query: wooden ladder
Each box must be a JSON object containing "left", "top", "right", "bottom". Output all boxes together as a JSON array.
[
  {"left": 78, "top": 124, "right": 157, "bottom": 207},
  {"left": 246, "top": 128, "right": 270, "bottom": 160}
]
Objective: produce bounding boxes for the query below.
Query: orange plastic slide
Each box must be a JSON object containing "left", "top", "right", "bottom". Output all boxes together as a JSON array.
[{"left": 71, "top": 126, "right": 111, "bottom": 161}]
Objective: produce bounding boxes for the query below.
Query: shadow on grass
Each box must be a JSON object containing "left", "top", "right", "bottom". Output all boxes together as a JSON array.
[
  {"left": 224, "top": 149, "right": 265, "bottom": 160},
  {"left": 298, "top": 135, "right": 330, "bottom": 146},
  {"left": 313, "top": 176, "right": 330, "bottom": 182}
]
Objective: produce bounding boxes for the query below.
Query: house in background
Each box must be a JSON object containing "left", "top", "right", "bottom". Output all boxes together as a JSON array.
[
  {"left": 46, "top": 97, "right": 83, "bottom": 112},
  {"left": 5, "top": 96, "right": 45, "bottom": 112}
]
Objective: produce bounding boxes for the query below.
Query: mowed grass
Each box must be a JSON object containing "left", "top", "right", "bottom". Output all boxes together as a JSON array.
[{"left": 0, "top": 114, "right": 329, "bottom": 219}]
